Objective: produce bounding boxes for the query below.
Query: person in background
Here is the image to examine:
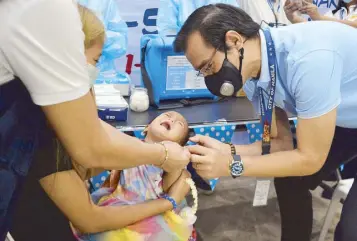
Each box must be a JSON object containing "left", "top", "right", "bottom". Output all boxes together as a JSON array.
[
  {"left": 285, "top": 0, "right": 357, "bottom": 27},
  {"left": 238, "top": 0, "right": 291, "bottom": 26},
  {"left": 157, "top": 0, "right": 239, "bottom": 36},
  {"left": 77, "top": 0, "right": 131, "bottom": 94}
]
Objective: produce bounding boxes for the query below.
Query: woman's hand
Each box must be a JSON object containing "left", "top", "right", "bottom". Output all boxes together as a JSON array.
[
  {"left": 168, "top": 170, "right": 191, "bottom": 204},
  {"left": 300, "top": 0, "right": 321, "bottom": 20},
  {"left": 284, "top": 0, "right": 307, "bottom": 23},
  {"left": 189, "top": 135, "right": 230, "bottom": 154},
  {"left": 188, "top": 145, "right": 232, "bottom": 179},
  {"left": 284, "top": 0, "right": 301, "bottom": 17},
  {"left": 160, "top": 141, "right": 191, "bottom": 172}
]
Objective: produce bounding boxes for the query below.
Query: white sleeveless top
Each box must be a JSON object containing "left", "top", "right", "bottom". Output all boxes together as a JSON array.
[{"left": 0, "top": 0, "right": 91, "bottom": 106}]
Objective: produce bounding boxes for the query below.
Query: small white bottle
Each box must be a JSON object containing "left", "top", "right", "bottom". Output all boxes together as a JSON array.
[{"left": 129, "top": 87, "right": 150, "bottom": 112}]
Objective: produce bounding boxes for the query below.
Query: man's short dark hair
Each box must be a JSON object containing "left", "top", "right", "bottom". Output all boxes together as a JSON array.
[{"left": 174, "top": 3, "right": 260, "bottom": 53}]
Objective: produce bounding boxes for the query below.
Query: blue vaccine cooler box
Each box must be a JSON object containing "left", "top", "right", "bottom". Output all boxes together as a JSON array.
[{"left": 140, "top": 35, "right": 215, "bottom": 108}]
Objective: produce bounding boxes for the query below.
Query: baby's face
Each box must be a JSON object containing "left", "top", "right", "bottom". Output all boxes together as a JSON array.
[{"left": 146, "top": 111, "right": 188, "bottom": 145}]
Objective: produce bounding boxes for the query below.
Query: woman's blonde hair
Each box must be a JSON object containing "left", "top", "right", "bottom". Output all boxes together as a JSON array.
[{"left": 77, "top": 4, "right": 105, "bottom": 49}]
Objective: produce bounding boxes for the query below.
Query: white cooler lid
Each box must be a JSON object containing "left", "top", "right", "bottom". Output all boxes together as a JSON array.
[
  {"left": 96, "top": 94, "right": 128, "bottom": 109},
  {"left": 94, "top": 84, "right": 122, "bottom": 96}
]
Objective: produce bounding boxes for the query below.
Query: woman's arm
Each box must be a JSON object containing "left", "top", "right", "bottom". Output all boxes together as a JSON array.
[
  {"left": 4, "top": 0, "right": 189, "bottom": 172},
  {"left": 42, "top": 94, "right": 165, "bottom": 170},
  {"left": 40, "top": 170, "right": 173, "bottom": 234},
  {"left": 298, "top": 1, "right": 357, "bottom": 28},
  {"left": 313, "top": 15, "right": 357, "bottom": 28},
  {"left": 43, "top": 94, "right": 190, "bottom": 172}
]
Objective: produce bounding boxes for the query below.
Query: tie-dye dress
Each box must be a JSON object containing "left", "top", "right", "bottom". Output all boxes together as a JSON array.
[{"left": 72, "top": 165, "right": 196, "bottom": 241}]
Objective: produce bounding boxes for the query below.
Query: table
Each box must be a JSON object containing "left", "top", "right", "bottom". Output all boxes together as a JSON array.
[{"left": 114, "top": 98, "right": 260, "bottom": 131}]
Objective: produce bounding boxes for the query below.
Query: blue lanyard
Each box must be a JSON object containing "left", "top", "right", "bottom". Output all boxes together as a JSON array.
[
  {"left": 267, "top": 0, "right": 281, "bottom": 14},
  {"left": 259, "top": 29, "right": 277, "bottom": 155}
]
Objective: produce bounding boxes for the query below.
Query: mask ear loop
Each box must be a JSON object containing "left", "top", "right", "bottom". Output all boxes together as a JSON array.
[
  {"left": 239, "top": 38, "right": 248, "bottom": 70},
  {"left": 223, "top": 43, "right": 228, "bottom": 59},
  {"left": 238, "top": 48, "right": 244, "bottom": 71}
]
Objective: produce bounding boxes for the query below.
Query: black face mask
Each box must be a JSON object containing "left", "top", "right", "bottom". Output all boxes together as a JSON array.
[{"left": 204, "top": 48, "right": 244, "bottom": 97}]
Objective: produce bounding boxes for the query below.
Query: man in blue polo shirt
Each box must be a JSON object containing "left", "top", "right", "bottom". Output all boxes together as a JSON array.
[{"left": 174, "top": 3, "right": 357, "bottom": 241}]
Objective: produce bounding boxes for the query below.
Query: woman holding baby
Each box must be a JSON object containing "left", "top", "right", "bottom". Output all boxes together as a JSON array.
[{"left": 0, "top": 1, "right": 192, "bottom": 241}]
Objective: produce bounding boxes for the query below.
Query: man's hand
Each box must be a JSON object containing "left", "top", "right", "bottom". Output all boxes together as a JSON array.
[
  {"left": 189, "top": 135, "right": 231, "bottom": 154},
  {"left": 160, "top": 141, "right": 191, "bottom": 173},
  {"left": 188, "top": 145, "right": 232, "bottom": 179}
]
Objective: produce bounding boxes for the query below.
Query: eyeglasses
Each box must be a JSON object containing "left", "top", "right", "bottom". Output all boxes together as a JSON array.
[{"left": 196, "top": 48, "right": 219, "bottom": 77}]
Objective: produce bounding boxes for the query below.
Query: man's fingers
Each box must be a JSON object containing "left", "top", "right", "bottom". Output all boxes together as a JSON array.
[
  {"left": 191, "top": 154, "right": 207, "bottom": 164},
  {"left": 189, "top": 135, "right": 200, "bottom": 143},
  {"left": 191, "top": 154, "right": 212, "bottom": 171},
  {"left": 189, "top": 134, "right": 207, "bottom": 145},
  {"left": 191, "top": 161, "right": 211, "bottom": 172},
  {"left": 188, "top": 145, "right": 211, "bottom": 156}
]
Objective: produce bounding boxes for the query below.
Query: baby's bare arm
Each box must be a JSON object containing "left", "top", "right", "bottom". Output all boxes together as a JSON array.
[{"left": 162, "top": 169, "right": 183, "bottom": 193}]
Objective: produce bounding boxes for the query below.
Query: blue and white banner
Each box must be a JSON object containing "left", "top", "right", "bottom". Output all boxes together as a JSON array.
[
  {"left": 313, "top": 0, "right": 338, "bottom": 15},
  {"left": 115, "top": 0, "right": 160, "bottom": 86}
]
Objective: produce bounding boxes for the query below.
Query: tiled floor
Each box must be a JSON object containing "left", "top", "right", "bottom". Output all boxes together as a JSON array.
[{"left": 194, "top": 176, "right": 341, "bottom": 241}]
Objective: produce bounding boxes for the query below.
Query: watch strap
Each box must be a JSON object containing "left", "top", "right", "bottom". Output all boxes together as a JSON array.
[{"left": 227, "top": 142, "right": 236, "bottom": 155}]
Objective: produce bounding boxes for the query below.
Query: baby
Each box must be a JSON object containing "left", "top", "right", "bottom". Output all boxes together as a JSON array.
[{"left": 72, "top": 111, "right": 196, "bottom": 241}]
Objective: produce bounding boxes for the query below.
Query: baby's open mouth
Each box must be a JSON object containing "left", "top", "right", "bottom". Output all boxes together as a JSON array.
[{"left": 160, "top": 121, "right": 171, "bottom": 130}]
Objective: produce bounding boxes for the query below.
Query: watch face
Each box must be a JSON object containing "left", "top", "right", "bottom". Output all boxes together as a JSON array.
[{"left": 231, "top": 161, "right": 244, "bottom": 177}]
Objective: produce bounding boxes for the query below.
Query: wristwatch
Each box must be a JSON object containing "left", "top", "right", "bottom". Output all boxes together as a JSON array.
[{"left": 229, "top": 155, "right": 244, "bottom": 179}]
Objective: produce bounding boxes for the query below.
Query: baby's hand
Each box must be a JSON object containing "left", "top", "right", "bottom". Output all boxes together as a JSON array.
[{"left": 108, "top": 170, "right": 120, "bottom": 189}]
